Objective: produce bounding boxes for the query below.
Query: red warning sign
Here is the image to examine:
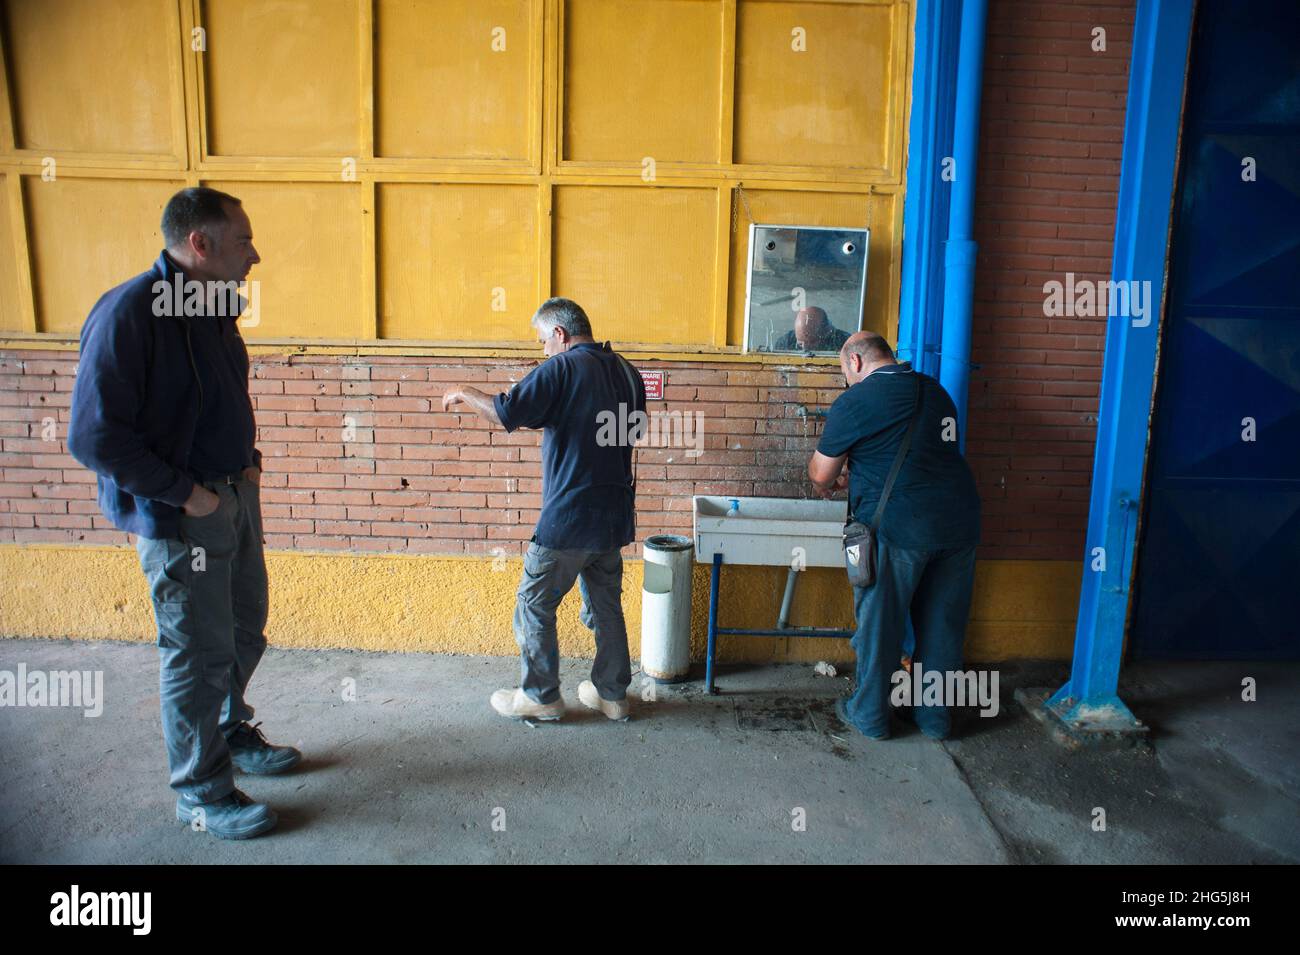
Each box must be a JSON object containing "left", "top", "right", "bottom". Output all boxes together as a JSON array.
[{"left": 640, "top": 370, "right": 665, "bottom": 400}]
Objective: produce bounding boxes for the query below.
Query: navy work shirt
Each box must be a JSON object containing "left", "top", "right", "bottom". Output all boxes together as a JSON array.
[
  {"left": 493, "top": 342, "right": 647, "bottom": 551},
  {"left": 67, "top": 250, "right": 263, "bottom": 540},
  {"left": 818, "top": 362, "right": 981, "bottom": 549},
  {"left": 187, "top": 307, "right": 258, "bottom": 480}
]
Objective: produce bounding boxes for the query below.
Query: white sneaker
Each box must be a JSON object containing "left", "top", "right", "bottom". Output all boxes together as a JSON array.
[
  {"left": 578, "top": 680, "right": 631, "bottom": 722},
  {"left": 490, "top": 687, "right": 565, "bottom": 721}
]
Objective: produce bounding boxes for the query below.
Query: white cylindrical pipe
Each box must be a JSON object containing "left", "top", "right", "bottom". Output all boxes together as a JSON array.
[{"left": 641, "top": 534, "right": 694, "bottom": 682}]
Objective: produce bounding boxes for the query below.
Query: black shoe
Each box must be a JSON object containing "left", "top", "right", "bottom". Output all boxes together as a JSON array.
[
  {"left": 835, "top": 698, "right": 890, "bottom": 740},
  {"left": 227, "top": 722, "right": 302, "bottom": 775},
  {"left": 176, "top": 788, "right": 277, "bottom": 839}
]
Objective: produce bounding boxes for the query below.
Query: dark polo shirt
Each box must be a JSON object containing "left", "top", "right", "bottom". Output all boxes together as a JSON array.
[{"left": 818, "top": 362, "right": 981, "bottom": 549}]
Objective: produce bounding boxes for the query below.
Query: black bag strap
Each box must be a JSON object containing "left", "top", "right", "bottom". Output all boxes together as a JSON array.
[
  {"left": 609, "top": 344, "right": 642, "bottom": 494},
  {"left": 869, "top": 373, "right": 924, "bottom": 532}
]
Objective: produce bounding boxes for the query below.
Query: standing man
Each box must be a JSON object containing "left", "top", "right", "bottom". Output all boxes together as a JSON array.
[
  {"left": 442, "top": 297, "right": 646, "bottom": 722},
  {"left": 807, "top": 332, "right": 981, "bottom": 740},
  {"left": 68, "top": 187, "right": 300, "bottom": 840}
]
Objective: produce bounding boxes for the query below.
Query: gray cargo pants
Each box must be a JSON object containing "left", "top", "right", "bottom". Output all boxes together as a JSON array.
[
  {"left": 135, "top": 477, "right": 268, "bottom": 802},
  {"left": 514, "top": 542, "right": 632, "bottom": 705},
  {"left": 844, "top": 538, "right": 977, "bottom": 740}
]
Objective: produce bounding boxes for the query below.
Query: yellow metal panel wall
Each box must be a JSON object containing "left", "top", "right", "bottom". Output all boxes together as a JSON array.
[
  {"left": 562, "top": 0, "right": 722, "bottom": 164},
  {"left": 200, "top": 179, "right": 369, "bottom": 340},
  {"left": 23, "top": 176, "right": 182, "bottom": 334},
  {"left": 0, "top": 0, "right": 914, "bottom": 352},
  {"left": 377, "top": 182, "right": 540, "bottom": 340},
  {"left": 0, "top": 174, "right": 21, "bottom": 330},
  {"left": 735, "top": 0, "right": 902, "bottom": 172},
  {"left": 1, "top": 0, "right": 179, "bottom": 156},
  {"left": 553, "top": 185, "right": 718, "bottom": 345},
  {"left": 202, "top": 180, "right": 366, "bottom": 339},
  {"left": 375, "top": 0, "right": 534, "bottom": 160},
  {"left": 201, "top": 0, "right": 362, "bottom": 157}
]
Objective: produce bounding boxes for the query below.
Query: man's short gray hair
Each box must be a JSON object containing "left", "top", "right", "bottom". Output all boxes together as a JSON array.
[
  {"left": 532, "top": 297, "right": 592, "bottom": 338},
  {"left": 841, "top": 332, "right": 895, "bottom": 363}
]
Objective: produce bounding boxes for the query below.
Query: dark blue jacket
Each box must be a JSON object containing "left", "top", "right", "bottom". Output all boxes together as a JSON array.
[{"left": 67, "top": 251, "right": 261, "bottom": 540}]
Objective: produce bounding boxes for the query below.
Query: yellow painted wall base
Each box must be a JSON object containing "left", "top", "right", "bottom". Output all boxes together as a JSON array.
[{"left": 0, "top": 545, "right": 1079, "bottom": 662}]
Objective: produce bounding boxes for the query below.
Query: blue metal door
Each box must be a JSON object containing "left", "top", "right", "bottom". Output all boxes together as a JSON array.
[{"left": 1131, "top": 0, "right": 1300, "bottom": 659}]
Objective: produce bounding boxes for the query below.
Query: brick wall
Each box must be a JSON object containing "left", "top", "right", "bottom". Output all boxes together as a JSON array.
[
  {"left": 0, "top": 350, "right": 845, "bottom": 556},
  {"left": 965, "top": 0, "right": 1135, "bottom": 559}
]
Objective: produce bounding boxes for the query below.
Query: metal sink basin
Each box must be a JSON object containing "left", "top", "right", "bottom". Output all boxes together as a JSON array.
[{"left": 693, "top": 495, "right": 848, "bottom": 568}]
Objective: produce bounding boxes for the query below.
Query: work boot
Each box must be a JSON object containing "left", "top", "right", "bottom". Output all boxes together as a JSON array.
[
  {"left": 578, "top": 680, "right": 630, "bottom": 721},
  {"left": 490, "top": 687, "right": 565, "bottom": 721},
  {"left": 176, "top": 789, "right": 277, "bottom": 840},
  {"left": 227, "top": 721, "right": 302, "bottom": 775}
]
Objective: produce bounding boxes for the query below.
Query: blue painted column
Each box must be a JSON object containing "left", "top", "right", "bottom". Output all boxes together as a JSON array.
[
  {"left": 897, "top": 0, "right": 960, "bottom": 380},
  {"left": 1047, "top": 0, "right": 1195, "bottom": 728},
  {"left": 897, "top": 0, "right": 980, "bottom": 662},
  {"left": 937, "top": 0, "right": 988, "bottom": 442}
]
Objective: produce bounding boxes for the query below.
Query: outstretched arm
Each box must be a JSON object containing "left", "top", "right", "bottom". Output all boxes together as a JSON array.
[{"left": 442, "top": 385, "right": 503, "bottom": 427}]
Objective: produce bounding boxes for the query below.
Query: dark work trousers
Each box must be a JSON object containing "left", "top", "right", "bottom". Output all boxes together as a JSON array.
[
  {"left": 513, "top": 542, "right": 633, "bottom": 705},
  {"left": 135, "top": 478, "right": 268, "bottom": 802},
  {"left": 842, "top": 538, "right": 977, "bottom": 739}
]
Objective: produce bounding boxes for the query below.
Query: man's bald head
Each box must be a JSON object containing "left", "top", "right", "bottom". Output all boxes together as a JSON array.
[
  {"left": 839, "top": 331, "right": 896, "bottom": 385},
  {"left": 794, "top": 307, "right": 832, "bottom": 350}
]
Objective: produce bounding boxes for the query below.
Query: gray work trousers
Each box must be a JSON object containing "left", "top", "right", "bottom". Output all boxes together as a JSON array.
[
  {"left": 844, "top": 538, "right": 978, "bottom": 739},
  {"left": 513, "top": 542, "right": 632, "bottom": 705},
  {"left": 136, "top": 478, "right": 268, "bottom": 802}
]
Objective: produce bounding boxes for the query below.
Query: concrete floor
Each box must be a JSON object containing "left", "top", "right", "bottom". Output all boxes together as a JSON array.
[{"left": 1, "top": 638, "right": 1296, "bottom": 864}]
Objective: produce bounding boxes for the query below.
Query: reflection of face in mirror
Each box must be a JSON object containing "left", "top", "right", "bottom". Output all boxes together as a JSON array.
[{"left": 771, "top": 306, "right": 850, "bottom": 353}]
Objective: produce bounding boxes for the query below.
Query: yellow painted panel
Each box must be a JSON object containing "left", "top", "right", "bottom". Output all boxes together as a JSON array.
[
  {"left": 377, "top": 183, "right": 540, "bottom": 340},
  {"left": 553, "top": 186, "right": 716, "bottom": 345},
  {"left": 203, "top": 180, "right": 365, "bottom": 339},
  {"left": 202, "top": 0, "right": 361, "bottom": 157},
  {"left": 24, "top": 177, "right": 181, "bottom": 334},
  {"left": 0, "top": 175, "right": 21, "bottom": 331},
  {"left": 562, "top": 0, "right": 722, "bottom": 163},
  {"left": 0, "top": 545, "right": 1079, "bottom": 663},
  {"left": 735, "top": 0, "right": 898, "bottom": 170},
  {"left": 726, "top": 189, "right": 895, "bottom": 347},
  {"left": 1, "top": 0, "right": 177, "bottom": 155},
  {"left": 375, "top": 0, "right": 533, "bottom": 160}
]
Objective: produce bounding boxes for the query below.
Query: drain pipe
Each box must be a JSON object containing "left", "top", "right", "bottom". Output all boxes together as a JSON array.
[{"left": 938, "top": 0, "right": 988, "bottom": 445}]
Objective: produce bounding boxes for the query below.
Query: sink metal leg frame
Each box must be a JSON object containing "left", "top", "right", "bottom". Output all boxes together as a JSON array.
[
  {"left": 706, "top": 553, "right": 723, "bottom": 694},
  {"left": 704, "top": 552, "right": 855, "bottom": 694}
]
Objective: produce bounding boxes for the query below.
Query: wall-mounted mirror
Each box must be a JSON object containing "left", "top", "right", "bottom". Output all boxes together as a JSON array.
[{"left": 742, "top": 224, "right": 869, "bottom": 355}]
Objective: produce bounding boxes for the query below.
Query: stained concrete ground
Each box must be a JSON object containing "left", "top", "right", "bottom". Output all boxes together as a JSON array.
[{"left": 0, "top": 638, "right": 1296, "bottom": 864}]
